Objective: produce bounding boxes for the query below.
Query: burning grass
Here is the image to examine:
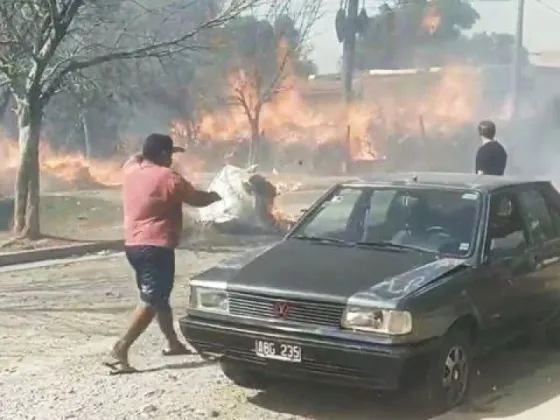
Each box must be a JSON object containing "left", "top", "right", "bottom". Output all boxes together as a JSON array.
[
  {"left": 0, "top": 64, "right": 495, "bottom": 249},
  {"left": 0, "top": 66, "right": 487, "bottom": 196},
  {"left": 171, "top": 66, "right": 482, "bottom": 168},
  {"left": 0, "top": 139, "right": 124, "bottom": 196}
]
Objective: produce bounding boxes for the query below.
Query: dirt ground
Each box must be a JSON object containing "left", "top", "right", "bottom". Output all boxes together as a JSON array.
[{"left": 2, "top": 249, "right": 560, "bottom": 420}]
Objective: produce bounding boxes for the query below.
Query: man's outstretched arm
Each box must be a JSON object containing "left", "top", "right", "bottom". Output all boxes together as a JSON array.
[
  {"left": 170, "top": 173, "right": 221, "bottom": 207},
  {"left": 184, "top": 189, "right": 221, "bottom": 207}
]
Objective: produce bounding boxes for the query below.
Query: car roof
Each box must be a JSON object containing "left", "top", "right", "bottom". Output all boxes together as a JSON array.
[{"left": 342, "top": 172, "right": 551, "bottom": 192}]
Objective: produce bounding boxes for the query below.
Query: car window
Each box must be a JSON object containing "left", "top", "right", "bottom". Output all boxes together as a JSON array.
[
  {"left": 294, "top": 186, "right": 481, "bottom": 257},
  {"left": 517, "top": 188, "right": 556, "bottom": 242},
  {"left": 487, "top": 192, "right": 529, "bottom": 255},
  {"left": 541, "top": 186, "right": 560, "bottom": 235},
  {"left": 300, "top": 188, "right": 364, "bottom": 237},
  {"left": 365, "top": 189, "right": 397, "bottom": 227},
  {"left": 549, "top": 204, "right": 560, "bottom": 230}
]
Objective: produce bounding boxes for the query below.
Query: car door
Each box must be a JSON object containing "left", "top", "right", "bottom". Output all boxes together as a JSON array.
[
  {"left": 514, "top": 186, "right": 560, "bottom": 322},
  {"left": 481, "top": 190, "right": 539, "bottom": 338},
  {"left": 520, "top": 184, "right": 560, "bottom": 321}
]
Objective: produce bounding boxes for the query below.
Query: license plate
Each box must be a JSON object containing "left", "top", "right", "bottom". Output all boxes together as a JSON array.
[{"left": 254, "top": 340, "right": 302, "bottom": 362}]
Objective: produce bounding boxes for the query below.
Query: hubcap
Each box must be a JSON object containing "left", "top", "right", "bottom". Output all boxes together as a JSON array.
[{"left": 441, "top": 345, "right": 469, "bottom": 406}]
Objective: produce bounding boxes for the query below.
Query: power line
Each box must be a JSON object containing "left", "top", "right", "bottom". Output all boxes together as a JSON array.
[{"left": 534, "top": 0, "right": 560, "bottom": 16}]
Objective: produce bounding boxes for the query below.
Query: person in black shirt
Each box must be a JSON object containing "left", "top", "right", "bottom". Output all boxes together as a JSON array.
[{"left": 475, "top": 120, "right": 507, "bottom": 175}]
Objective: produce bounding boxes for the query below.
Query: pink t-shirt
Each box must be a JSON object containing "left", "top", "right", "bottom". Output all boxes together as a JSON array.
[{"left": 122, "top": 160, "right": 195, "bottom": 248}]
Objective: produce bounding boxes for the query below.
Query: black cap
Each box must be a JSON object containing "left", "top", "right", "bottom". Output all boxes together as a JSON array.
[{"left": 141, "top": 133, "right": 184, "bottom": 162}]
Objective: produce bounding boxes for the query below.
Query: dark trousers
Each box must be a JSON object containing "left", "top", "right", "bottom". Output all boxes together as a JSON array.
[{"left": 125, "top": 246, "right": 175, "bottom": 310}]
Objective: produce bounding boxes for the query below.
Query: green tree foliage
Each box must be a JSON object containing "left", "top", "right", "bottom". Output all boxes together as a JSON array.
[{"left": 355, "top": 0, "right": 481, "bottom": 69}]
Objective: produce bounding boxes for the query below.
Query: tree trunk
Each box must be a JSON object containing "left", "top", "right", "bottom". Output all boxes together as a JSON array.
[
  {"left": 247, "top": 116, "right": 261, "bottom": 167},
  {"left": 13, "top": 101, "right": 43, "bottom": 239},
  {"left": 0, "top": 90, "right": 10, "bottom": 122},
  {"left": 82, "top": 113, "right": 91, "bottom": 158}
]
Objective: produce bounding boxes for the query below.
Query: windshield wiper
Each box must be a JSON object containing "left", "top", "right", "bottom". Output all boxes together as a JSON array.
[
  {"left": 355, "top": 241, "right": 437, "bottom": 254},
  {"left": 292, "top": 235, "right": 353, "bottom": 246}
]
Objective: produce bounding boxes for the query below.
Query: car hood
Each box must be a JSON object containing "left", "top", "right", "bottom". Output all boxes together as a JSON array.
[{"left": 192, "top": 240, "right": 467, "bottom": 302}]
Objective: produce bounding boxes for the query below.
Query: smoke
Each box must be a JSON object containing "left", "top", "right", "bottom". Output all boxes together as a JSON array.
[{"left": 504, "top": 93, "right": 560, "bottom": 186}]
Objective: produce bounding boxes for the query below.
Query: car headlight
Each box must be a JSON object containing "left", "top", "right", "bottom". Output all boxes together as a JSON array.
[
  {"left": 189, "top": 286, "right": 229, "bottom": 313},
  {"left": 341, "top": 306, "right": 412, "bottom": 335}
]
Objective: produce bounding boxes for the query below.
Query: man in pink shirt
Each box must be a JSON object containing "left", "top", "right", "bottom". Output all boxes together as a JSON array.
[{"left": 104, "top": 133, "right": 221, "bottom": 373}]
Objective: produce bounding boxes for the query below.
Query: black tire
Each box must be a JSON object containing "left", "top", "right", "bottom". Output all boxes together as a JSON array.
[
  {"left": 422, "top": 328, "right": 473, "bottom": 413},
  {"left": 220, "top": 362, "right": 271, "bottom": 390}
]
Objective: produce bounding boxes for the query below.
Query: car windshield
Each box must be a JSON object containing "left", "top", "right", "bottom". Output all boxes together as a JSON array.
[{"left": 291, "top": 186, "right": 481, "bottom": 257}]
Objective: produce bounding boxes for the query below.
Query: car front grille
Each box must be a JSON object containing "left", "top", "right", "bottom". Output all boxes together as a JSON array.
[{"left": 228, "top": 291, "right": 344, "bottom": 328}]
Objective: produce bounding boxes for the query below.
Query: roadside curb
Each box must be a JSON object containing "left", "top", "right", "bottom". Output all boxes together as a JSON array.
[{"left": 0, "top": 239, "right": 124, "bottom": 267}]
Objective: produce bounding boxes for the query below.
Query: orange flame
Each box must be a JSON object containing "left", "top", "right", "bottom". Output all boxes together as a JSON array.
[
  {"left": 172, "top": 65, "right": 479, "bottom": 164},
  {"left": 0, "top": 63, "right": 482, "bottom": 197},
  {"left": 422, "top": 5, "right": 441, "bottom": 35},
  {"left": 0, "top": 134, "right": 205, "bottom": 196}
]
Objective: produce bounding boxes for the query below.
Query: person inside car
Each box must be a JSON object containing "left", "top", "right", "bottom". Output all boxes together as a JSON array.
[
  {"left": 489, "top": 196, "right": 526, "bottom": 253},
  {"left": 392, "top": 197, "right": 461, "bottom": 252},
  {"left": 391, "top": 198, "right": 434, "bottom": 247}
]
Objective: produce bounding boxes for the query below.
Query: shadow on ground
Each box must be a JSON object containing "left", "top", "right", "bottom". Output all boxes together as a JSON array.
[
  {"left": 248, "top": 344, "right": 560, "bottom": 419},
  {"left": 140, "top": 359, "right": 216, "bottom": 373}
]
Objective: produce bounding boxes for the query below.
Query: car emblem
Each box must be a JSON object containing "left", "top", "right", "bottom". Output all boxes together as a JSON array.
[{"left": 273, "top": 301, "right": 291, "bottom": 318}]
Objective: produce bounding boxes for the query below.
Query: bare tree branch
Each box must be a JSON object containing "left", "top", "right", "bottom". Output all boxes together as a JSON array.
[
  {"left": 0, "top": 0, "right": 257, "bottom": 103},
  {"left": 230, "top": 0, "right": 323, "bottom": 116},
  {"left": 35, "top": 1, "right": 83, "bottom": 74},
  {"left": 40, "top": 0, "right": 254, "bottom": 102}
]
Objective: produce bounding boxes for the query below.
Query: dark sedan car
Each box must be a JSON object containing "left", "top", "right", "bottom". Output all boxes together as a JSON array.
[{"left": 180, "top": 172, "right": 560, "bottom": 411}]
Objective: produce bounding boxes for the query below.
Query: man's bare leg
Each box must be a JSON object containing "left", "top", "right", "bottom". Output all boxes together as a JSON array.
[
  {"left": 156, "top": 307, "right": 192, "bottom": 355},
  {"left": 111, "top": 303, "right": 155, "bottom": 364}
]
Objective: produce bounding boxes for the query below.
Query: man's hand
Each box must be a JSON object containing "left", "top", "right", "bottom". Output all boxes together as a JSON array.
[
  {"left": 208, "top": 191, "right": 222, "bottom": 203},
  {"left": 183, "top": 190, "right": 221, "bottom": 207}
]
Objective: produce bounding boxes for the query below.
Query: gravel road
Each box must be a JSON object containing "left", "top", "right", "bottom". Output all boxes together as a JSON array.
[{"left": 2, "top": 249, "right": 560, "bottom": 420}]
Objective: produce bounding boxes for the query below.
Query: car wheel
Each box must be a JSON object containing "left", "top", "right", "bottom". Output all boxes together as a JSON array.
[
  {"left": 423, "top": 329, "right": 472, "bottom": 412},
  {"left": 220, "top": 362, "right": 271, "bottom": 390}
]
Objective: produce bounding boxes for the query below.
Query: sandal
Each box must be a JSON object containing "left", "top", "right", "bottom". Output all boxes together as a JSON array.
[
  {"left": 103, "top": 361, "right": 138, "bottom": 375},
  {"left": 103, "top": 350, "right": 138, "bottom": 375},
  {"left": 161, "top": 344, "right": 195, "bottom": 356}
]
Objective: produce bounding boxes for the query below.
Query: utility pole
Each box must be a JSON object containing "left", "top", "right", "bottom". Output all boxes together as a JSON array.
[
  {"left": 342, "top": 0, "right": 359, "bottom": 104},
  {"left": 510, "top": 0, "right": 526, "bottom": 119}
]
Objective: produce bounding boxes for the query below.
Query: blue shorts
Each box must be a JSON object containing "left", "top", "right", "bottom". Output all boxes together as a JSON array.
[{"left": 125, "top": 246, "right": 175, "bottom": 310}]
